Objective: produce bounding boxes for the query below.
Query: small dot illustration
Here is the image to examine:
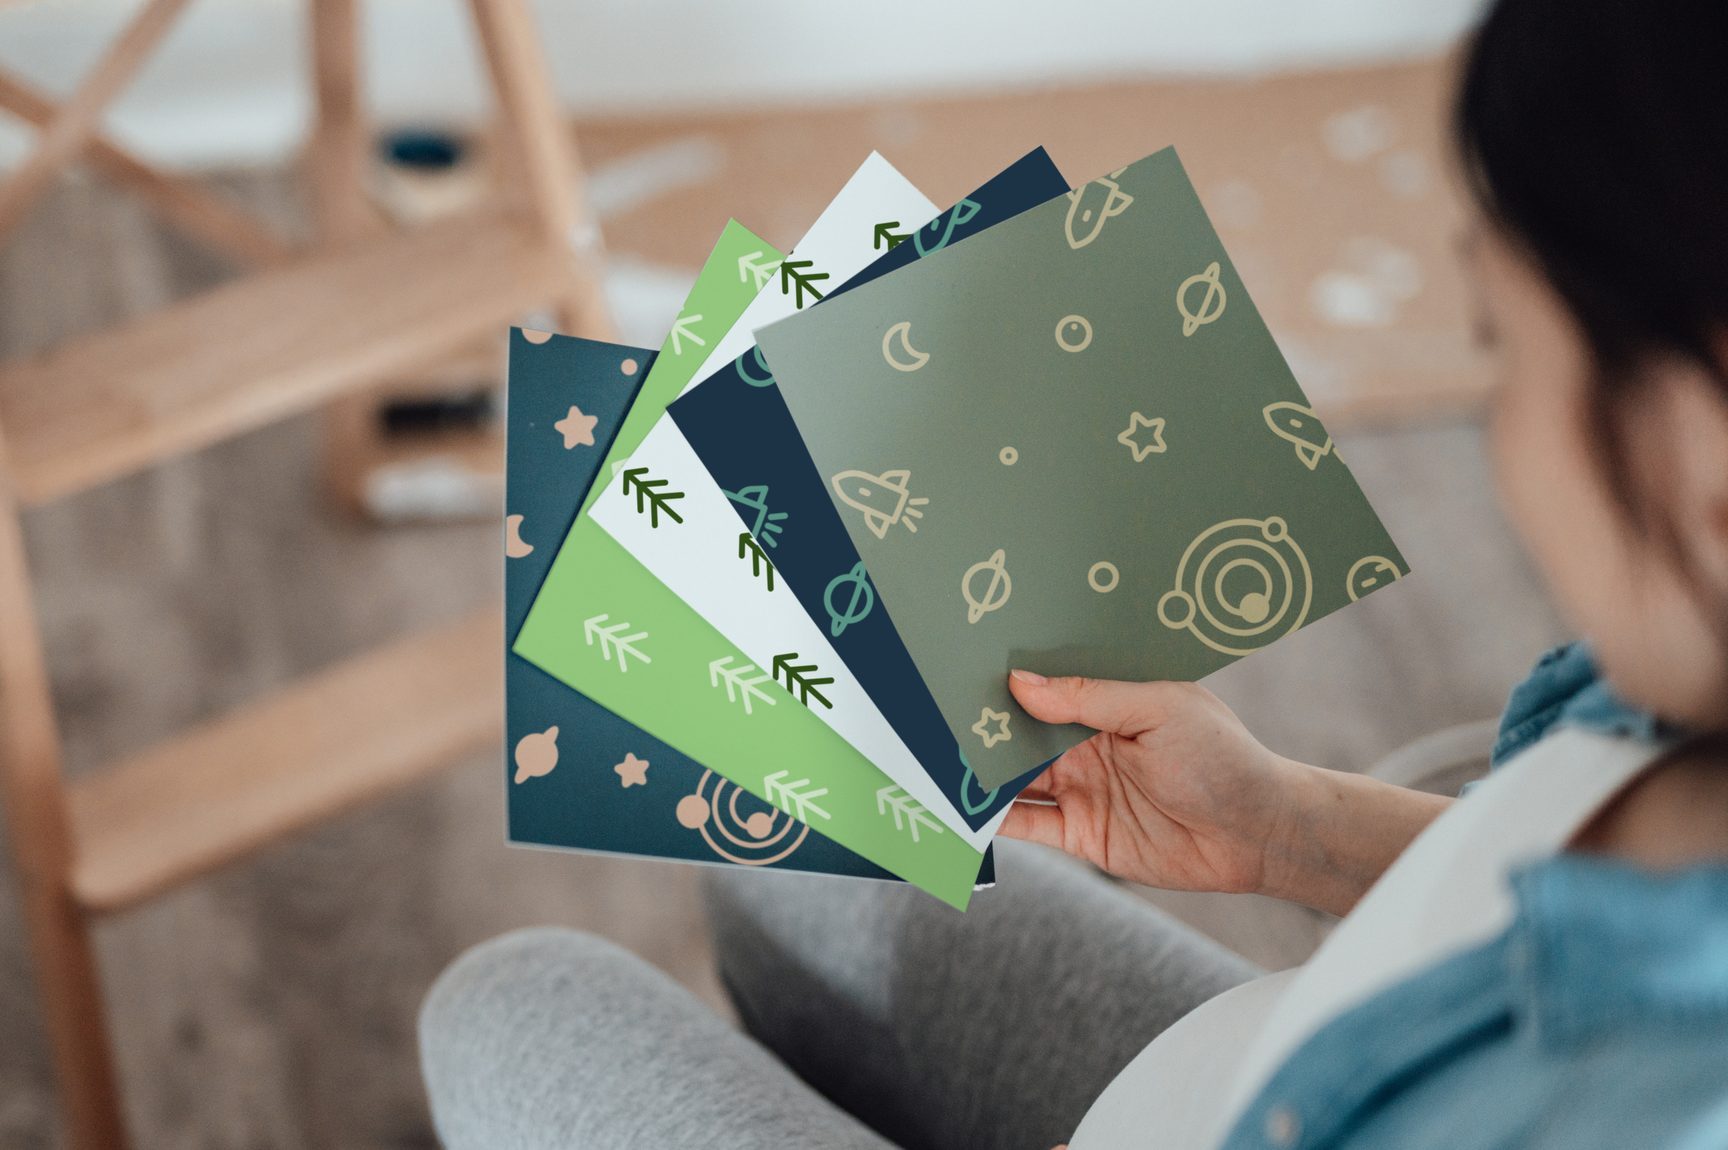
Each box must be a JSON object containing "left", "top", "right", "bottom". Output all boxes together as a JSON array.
[
  {"left": 522, "top": 328, "right": 553, "bottom": 345},
  {"left": 621, "top": 358, "right": 639, "bottom": 374},
  {"left": 999, "top": 446, "right": 1018, "bottom": 466},
  {"left": 1055, "top": 314, "right": 1094, "bottom": 353},
  {"left": 1088, "top": 561, "right": 1120, "bottom": 593}
]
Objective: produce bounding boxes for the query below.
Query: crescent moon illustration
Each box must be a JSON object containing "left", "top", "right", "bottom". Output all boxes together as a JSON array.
[
  {"left": 882, "top": 321, "right": 930, "bottom": 373},
  {"left": 505, "top": 513, "right": 534, "bottom": 558}
]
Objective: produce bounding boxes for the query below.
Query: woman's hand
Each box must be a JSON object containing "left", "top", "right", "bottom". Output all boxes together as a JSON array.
[
  {"left": 1002, "top": 671, "right": 1304, "bottom": 897},
  {"left": 1003, "top": 671, "right": 1451, "bottom": 916}
]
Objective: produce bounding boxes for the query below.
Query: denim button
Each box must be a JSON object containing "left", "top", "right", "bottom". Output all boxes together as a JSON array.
[{"left": 1264, "top": 1105, "right": 1301, "bottom": 1147}]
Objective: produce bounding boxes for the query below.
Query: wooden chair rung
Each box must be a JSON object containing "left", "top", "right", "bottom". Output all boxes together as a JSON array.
[
  {"left": 0, "top": 209, "right": 567, "bottom": 507},
  {"left": 68, "top": 608, "right": 503, "bottom": 914}
]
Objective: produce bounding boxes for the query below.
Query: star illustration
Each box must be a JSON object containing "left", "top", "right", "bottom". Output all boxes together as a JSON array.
[
  {"left": 614, "top": 752, "right": 649, "bottom": 788},
  {"left": 971, "top": 707, "right": 1013, "bottom": 748},
  {"left": 555, "top": 405, "right": 599, "bottom": 449},
  {"left": 1116, "top": 412, "right": 1168, "bottom": 462}
]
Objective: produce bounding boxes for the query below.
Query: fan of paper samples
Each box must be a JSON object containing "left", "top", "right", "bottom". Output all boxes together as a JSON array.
[{"left": 505, "top": 146, "right": 1405, "bottom": 909}]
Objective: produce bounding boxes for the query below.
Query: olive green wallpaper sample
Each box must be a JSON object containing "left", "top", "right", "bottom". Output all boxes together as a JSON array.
[{"left": 758, "top": 148, "right": 1407, "bottom": 788}]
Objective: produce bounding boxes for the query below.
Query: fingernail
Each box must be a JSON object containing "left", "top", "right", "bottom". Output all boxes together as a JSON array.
[{"left": 1010, "top": 668, "right": 1047, "bottom": 685}]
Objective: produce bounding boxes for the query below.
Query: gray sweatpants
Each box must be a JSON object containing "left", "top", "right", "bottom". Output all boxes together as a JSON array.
[{"left": 419, "top": 841, "right": 1259, "bottom": 1149}]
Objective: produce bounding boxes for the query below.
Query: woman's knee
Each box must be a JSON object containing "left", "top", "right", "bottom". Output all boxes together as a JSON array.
[
  {"left": 423, "top": 928, "right": 628, "bottom": 1041},
  {"left": 419, "top": 928, "right": 654, "bottom": 1126},
  {"left": 421, "top": 925, "right": 705, "bottom": 1139}
]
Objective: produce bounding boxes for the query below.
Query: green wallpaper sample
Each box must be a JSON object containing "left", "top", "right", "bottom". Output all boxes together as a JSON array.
[
  {"left": 514, "top": 220, "right": 987, "bottom": 908},
  {"left": 758, "top": 149, "right": 1407, "bottom": 788}
]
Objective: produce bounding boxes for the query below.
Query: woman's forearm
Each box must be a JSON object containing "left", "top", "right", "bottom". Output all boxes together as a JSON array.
[{"left": 1258, "top": 762, "right": 1452, "bottom": 918}]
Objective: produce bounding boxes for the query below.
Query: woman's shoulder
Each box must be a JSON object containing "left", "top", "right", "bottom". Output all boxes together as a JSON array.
[
  {"left": 1490, "top": 642, "right": 1670, "bottom": 768},
  {"left": 1509, "top": 854, "right": 1728, "bottom": 1149}
]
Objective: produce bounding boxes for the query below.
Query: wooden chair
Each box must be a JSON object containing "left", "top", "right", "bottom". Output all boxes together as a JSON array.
[{"left": 0, "top": 1, "right": 610, "bottom": 1144}]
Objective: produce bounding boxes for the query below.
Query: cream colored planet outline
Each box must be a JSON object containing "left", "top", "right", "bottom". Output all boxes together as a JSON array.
[
  {"left": 1177, "top": 261, "right": 1228, "bottom": 336},
  {"left": 961, "top": 548, "right": 1012, "bottom": 624}
]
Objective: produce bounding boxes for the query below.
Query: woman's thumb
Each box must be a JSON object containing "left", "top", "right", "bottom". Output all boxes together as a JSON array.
[{"left": 1008, "top": 670, "right": 1164, "bottom": 736}]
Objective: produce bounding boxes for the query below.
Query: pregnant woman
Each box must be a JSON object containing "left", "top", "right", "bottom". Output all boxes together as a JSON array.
[{"left": 420, "top": 0, "right": 1728, "bottom": 1145}]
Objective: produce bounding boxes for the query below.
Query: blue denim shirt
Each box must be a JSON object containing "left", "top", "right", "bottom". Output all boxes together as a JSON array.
[{"left": 1220, "top": 643, "right": 1728, "bottom": 1150}]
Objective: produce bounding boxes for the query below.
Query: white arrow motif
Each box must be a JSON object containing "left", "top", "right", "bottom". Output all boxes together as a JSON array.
[
  {"left": 875, "top": 786, "right": 945, "bottom": 844},
  {"left": 737, "top": 250, "right": 782, "bottom": 291},
  {"left": 708, "top": 656, "right": 778, "bottom": 715},
  {"left": 669, "top": 313, "right": 705, "bottom": 356},
  {"left": 583, "top": 613, "right": 651, "bottom": 672},
  {"left": 764, "top": 770, "right": 831, "bottom": 822}
]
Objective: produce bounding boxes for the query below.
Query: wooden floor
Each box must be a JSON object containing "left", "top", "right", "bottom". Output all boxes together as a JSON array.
[{"left": 0, "top": 98, "right": 1565, "bottom": 1150}]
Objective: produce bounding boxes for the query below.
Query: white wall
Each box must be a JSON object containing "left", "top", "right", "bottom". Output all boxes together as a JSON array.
[{"left": 0, "top": 0, "right": 1484, "bottom": 170}]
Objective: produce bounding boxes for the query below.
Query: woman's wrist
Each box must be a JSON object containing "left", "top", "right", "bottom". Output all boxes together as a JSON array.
[{"left": 1255, "top": 760, "right": 1452, "bottom": 917}]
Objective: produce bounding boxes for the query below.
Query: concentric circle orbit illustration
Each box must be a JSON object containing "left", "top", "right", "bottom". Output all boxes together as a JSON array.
[
  {"left": 1157, "top": 517, "right": 1312, "bottom": 655},
  {"left": 675, "top": 770, "right": 808, "bottom": 865}
]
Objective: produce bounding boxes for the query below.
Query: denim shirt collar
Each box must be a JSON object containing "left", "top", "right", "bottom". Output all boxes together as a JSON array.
[
  {"left": 1492, "top": 644, "right": 1725, "bottom": 1042},
  {"left": 1508, "top": 855, "right": 1728, "bottom": 1045},
  {"left": 1491, "top": 642, "right": 1670, "bottom": 767}
]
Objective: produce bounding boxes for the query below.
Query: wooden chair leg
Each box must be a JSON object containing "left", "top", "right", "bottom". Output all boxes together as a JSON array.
[
  {"left": 0, "top": 441, "right": 128, "bottom": 1150},
  {"left": 16, "top": 887, "right": 126, "bottom": 1150},
  {"left": 465, "top": 0, "right": 614, "bottom": 341},
  {"left": 307, "top": 0, "right": 386, "bottom": 513}
]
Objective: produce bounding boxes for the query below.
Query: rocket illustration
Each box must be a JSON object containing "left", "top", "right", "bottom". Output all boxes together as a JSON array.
[
  {"left": 831, "top": 469, "right": 928, "bottom": 539},
  {"left": 914, "top": 196, "right": 983, "bottom": 257},
  {"left": 1263, "top": 401, "right": 1334, "bottom": 470},
  {"left": 1064, "top": 172, "right": 1134, "bottom": 250},
  {"left": 723, "top": 483, "right": 788, "bottom": 547}
]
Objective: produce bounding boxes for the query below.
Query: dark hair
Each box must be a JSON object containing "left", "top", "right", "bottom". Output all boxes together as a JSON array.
[
  {"left": 1456, "top": 0, "right": 1728, "bottom": 530},
  {"left": 1456, "top": 0, "right": 1728, "bottom": 690}
]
